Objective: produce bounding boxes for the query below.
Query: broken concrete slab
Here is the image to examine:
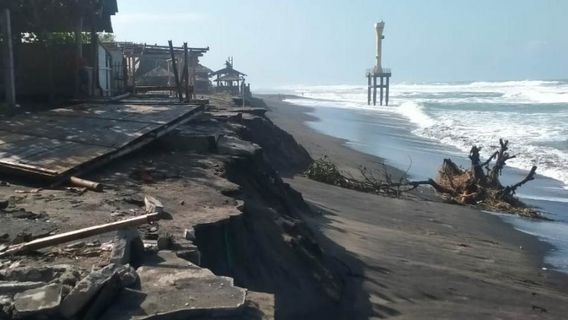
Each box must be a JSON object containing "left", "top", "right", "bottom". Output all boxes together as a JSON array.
[
  {"left": 0, "top": 265, "right": 76, "bottom": 283},
  {"left": 101, "top": 251, "right": 246, "bottom": 320},
  {"left": 59, "top": 263, "right": 123, "bottom": 319},
  {"left": 13, "top": 283, "right": 63, "bottom": 318},
  {"left": 81, "top": 273, "right": 123, "bottom": 320},
  {"left": 0, "top": 281, "right": 46, "bottom": 296},
  {"left": 110, "top": 229, "right": 145, "bottom": 267},
  {"left": 217, "top": 135, "right": 261, "bottom": 157}
]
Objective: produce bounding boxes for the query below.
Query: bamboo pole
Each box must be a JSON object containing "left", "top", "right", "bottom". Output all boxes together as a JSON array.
[{"left": 0, "top": 213, "right": 160, "bottom": 257}]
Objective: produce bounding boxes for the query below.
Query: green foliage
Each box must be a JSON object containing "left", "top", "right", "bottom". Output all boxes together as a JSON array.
[{"left": 20, "top": 32, "right": 115, "bottom": 45}]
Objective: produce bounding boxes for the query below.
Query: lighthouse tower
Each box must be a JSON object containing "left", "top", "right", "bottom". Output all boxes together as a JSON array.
[{"left": 367, "top": 21, "right": 391, "bottom": 106}]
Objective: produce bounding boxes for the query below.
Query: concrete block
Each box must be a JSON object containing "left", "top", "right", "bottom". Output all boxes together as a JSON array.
[
  {"left": 13, "top": 283, "right": 62, "bottom": 318},
  {"left": 111, "top": 229, "right": 145, "bottom": 267},
  {"left": 60, "top": 264, "right": 120, "bottom": 318}
]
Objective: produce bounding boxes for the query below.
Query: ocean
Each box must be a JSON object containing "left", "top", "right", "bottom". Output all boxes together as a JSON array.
[{"left": 270, "top": 80, "right": 568, "bottom": 273}]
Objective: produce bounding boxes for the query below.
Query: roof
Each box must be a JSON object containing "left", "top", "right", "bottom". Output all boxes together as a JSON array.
[
  {"left": 115, "top": 43, "right": 210, "bottom": 57},
  {"left": 216, "top": 74, "right": 244, "bottom": 82},
  {"left": 195, "top": 64, "right": 213, "bottom": 74},
  {"left": 210, "top": 67, "right": 246, "bottom": 77},
  {"left": 8, "top": 0, "right": 118, "bottom": 33}
]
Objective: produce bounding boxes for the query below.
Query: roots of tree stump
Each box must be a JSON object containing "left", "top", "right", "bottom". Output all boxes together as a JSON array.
[{"left": 436, "top": 139, "right": 540, "bottom": 218}]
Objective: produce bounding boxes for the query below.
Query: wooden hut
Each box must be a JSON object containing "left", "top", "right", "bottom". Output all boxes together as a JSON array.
[{"left": 210, "top": 58, "right": 246, "bottom": 95}]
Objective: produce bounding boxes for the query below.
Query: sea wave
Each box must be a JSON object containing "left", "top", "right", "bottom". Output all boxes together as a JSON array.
[{"left": 283, "top": 80, "right": 568, "bottom": 105}]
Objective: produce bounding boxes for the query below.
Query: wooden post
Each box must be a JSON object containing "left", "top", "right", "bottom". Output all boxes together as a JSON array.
[
  {"left": 372, "top": 75, "right": 377, "bottom": 106},
  {"left": 183, "top": 42, "right": 190, "bottom": 102},
  {"left": 90, "top": 26, "right": 98, "bottom": 97},
  {"left": 74, "top": 16, "right": 83, "bottom": 97},
  {"left": 379, "top": 76, "right": 384, "bottom": 106},
  {"left": 367, "top": 74, "right": 371, "bottom": 105},
  {"left": 1, "top": 8, "right": 16, "bottom": 107},
  {"left": 191, "top": 53, "right": 197, "bottom": 99},
  {"left": 168, "top": 40, "right": 182, "bottom": 102},
  {"left": 386, "top": 76, "right": 390, "bottom": 106}
]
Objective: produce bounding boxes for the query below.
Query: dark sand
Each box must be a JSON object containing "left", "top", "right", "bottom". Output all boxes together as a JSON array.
[{"left": 261, "top": 95, "right": 568, "bottom": 319}]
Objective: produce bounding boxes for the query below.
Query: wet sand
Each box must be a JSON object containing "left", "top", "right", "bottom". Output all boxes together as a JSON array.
[{"left": 261, "top": 95, "right": 568, "bottom": 319}]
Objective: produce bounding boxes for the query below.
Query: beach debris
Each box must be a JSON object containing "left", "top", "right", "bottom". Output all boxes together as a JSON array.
[
  {"left": 13, "top": 283, "right": 63, "bottom": 318},
  {"left": 306, "top": 140, "right": 541, "bottom": 218},
  {"left": 144, "top": 195, "right": 164, "bottom": 214},
  {"left": 69, "top": 176, "right": 103, "bottom": 192},
  {"left": 435, "top": 139, "right": 541, "bottom": 217},
  {"left": 0, "top": 213, "right": 160, "bottom": 257}
]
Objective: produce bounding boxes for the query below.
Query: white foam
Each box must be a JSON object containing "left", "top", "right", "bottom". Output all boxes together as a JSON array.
[{"left": 397, "top": 102, "right": 435, "bottom": 128}]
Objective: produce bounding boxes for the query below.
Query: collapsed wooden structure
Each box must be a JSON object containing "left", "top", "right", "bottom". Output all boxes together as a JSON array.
[
  {"left": 0, "top": 99, "right": 203, "bottom": 183},
  {"left": 115, "top": 42, "right": 209, "bottom": 97}
]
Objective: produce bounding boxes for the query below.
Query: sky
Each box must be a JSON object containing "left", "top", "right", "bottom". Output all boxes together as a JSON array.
[{"left": 111, "top": 0, "right": 568, "bottom": 87}]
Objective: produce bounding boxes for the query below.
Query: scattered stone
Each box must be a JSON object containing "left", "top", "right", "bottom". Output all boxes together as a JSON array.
[
  {"left": 115, "top": 265, "right": 139, "bottom": 288},
  {"left": 156, "top": 232, "right": 172, "bottom": 250},
  {"left": 0, "top": 200, "right": 8, "bottom": 210},
  {"left": 183, "top": 228, "right": 195, "bottom": 241},
  {"left": 144, "top": 195, "right": 164, "bottom": 214},
  {"left": 111, "top": 229, "right": 145, "bottom": 267},
  {"left": 58, "top": 268, "right": 82, "bottom": 287},
  {"left": 0, "top": 295, "right": 13, "bottom": 319},
  {"left": 13, "top": 283, "right": 63, "bottom": 318}
]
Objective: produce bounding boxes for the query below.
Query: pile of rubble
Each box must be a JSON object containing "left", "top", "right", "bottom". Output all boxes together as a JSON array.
[{"left": 0, "top": 208, "right": 249, "bottom": 320}]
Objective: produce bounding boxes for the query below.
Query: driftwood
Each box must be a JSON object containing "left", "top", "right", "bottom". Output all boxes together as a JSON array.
[
  {"left": 305, "top": 139, "right": 540, "bottom": 217},
  {"left": 69, "top": 176, "right": 103, "bottom": 192},
  {"left": 0, "top": 213, "right": 160, "bottom": 257}
]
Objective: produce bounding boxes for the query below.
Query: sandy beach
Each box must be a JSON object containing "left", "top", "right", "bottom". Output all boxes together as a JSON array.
[{"left": 261, "top": 94, "right": 568, "bottom": 319}]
